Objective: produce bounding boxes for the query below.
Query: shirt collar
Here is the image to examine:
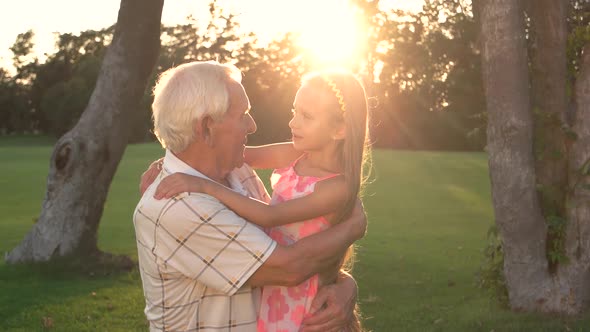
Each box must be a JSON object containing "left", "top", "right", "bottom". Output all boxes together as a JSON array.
[
  {"left": 226, "top": 171, "right": 248, "bottom": 196},
  {"left": 162, "top": 149, "right": 248, "bottom": 196},
  {"left": 163, "top": 149, "right": 212, "bottom": 180}
]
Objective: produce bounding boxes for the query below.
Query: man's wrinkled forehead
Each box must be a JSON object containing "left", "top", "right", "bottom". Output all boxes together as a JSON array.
[{"left": 226, "top": 79, "right": 250, "bottom": 111}]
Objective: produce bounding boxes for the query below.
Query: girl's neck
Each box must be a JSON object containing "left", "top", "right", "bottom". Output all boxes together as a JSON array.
[{"left": 300, "top": 143, "right": 343, "bottom": 175}]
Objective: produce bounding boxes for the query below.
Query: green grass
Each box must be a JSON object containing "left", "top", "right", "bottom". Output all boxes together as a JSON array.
[{"left": 0, "top": 137, "right": 589, "bottom": 331}]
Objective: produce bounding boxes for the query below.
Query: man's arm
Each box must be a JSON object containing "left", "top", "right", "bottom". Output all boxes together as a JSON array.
[{"left": 246, "top": 199, "right": 366, "bottom": 287}]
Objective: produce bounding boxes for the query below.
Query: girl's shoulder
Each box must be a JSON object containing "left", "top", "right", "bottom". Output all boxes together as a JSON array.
[
  {"left": 271, "top": 164, "right": 344, "bottom": 197},
  {"left": 313, "top": 173, "right": 346, "bottom": 192},
  {"left": 304, "top": 172, "right": 346, "bottom": 200}
]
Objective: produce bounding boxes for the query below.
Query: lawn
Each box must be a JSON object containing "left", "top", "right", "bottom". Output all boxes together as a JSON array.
[{"left": 0, "top": 136, "right": 588, "bottom": 331}]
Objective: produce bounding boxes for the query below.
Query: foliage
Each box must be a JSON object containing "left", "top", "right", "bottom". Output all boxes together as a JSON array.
[
  {"left": 39, "top": 55, "right": 100, "bottom": 137},
  {"left": 545, "top": 215, "right": 569, "bottom": 265},
  {"left": 138, "top": 2, "right": 306, "bottom": 144},
  {"left": 6, "top": 0, "right": 587, "bottom": 150},
  {"left": 567, "top": 0, "right": 590, "bottom": 83},
  {"left": 26, "top": 27, "right": 113, "bottom": 137},
  {"left": 0, "top": 68, "right": 31, "bottom": 134},
  {"left": 366, "top": 0, "right": 486, "bottom": 150},
  {"left": 0, "top": 0, "right": 488, "bottom": 150},
  {"left": 476, "top": 225, "right": 509, "bottom": 308}
]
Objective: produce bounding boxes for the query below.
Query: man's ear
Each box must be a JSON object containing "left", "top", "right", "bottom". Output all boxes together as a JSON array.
[{"left": 195, "top": 116, "right": 215, "bottom": 147}]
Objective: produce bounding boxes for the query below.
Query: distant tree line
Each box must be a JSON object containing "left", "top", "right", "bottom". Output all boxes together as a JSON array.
[{"left": 1, "top": 0, "right": 585, "bottom": 150}]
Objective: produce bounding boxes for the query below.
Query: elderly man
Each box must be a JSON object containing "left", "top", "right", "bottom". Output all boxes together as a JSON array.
[{"left": 134, "top": 61, "right": 365, "bottom": 332}]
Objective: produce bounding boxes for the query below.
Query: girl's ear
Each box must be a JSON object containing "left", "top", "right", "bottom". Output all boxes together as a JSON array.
[{"left": 333, "top": 123, "right": 346, "bottom": 141}]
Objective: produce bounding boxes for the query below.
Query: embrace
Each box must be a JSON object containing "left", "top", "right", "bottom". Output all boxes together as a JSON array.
[{"left": 134, "top": 61, "right": 371, "bottom": 332}]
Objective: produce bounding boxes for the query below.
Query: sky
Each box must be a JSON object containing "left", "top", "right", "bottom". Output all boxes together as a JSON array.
[{"left": 0, "top": 0, "right": 424, "bottom": 72}]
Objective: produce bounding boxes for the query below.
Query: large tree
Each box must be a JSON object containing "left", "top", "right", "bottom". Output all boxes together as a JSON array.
[
  {"left": 480, "top": 0, "right": 590, "bottom": 314},
  {"left": 5, "top": 0, "right": 164, "bottom": 263}
]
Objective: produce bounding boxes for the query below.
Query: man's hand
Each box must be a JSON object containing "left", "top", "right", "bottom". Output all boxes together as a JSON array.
[
  {"left": 300, "top": 272, "right": 358, "bottom": 332},
  {"left": 139, "top": 158, "right": 163, "bottom": 195}
]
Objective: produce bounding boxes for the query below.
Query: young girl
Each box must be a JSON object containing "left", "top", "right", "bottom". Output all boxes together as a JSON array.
[{"left": 154, "top": 70, "right": 370, "bottom": 332}]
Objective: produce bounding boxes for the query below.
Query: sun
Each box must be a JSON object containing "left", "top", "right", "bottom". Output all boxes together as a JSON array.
[
  {"left": 294, "top": 1, "right": 366, "bottom": 68},
  {"left": 211, "top": 0, "right": 371, "bottom": 69}
]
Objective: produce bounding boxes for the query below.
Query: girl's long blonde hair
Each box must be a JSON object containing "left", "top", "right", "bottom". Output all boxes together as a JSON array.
[
  {"left": 301, "top": 70, "right": 371, "bottom": 228},
  {"left": 301, "top": 70, "right": 371, "bottom": 332}
]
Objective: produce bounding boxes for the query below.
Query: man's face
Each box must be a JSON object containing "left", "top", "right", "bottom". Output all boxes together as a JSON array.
[{"left": 210, "top": 80, "right": 257, "bottom": 171}]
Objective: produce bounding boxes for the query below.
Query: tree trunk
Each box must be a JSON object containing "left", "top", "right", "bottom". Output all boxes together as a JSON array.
[
  {"left": 481, "top": 0, "right": 590, "bottom": 314},
  {"left": 529, "top": 0, "right": 569, "bottom": 221},
  {"left": 5, "top": 0, "right": 163, "bottom": 263},
  {"left": 480, "top": 0, "right": 552, "bottom": 311},
  {"left": 557, "top": 43, "right": 590, "bottom": 314}
]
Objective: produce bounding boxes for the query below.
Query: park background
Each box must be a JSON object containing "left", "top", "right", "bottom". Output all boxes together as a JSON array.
[{"left": 1, "top": 0, "right": 590, "bottom": 331}]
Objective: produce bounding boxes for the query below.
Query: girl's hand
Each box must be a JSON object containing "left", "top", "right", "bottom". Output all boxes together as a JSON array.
[
  {"left": 139, "top": 158, "right": 163, "bottom": 195},
  {"left": 154, "top": 173, "right": 207, "bottom": 199}
]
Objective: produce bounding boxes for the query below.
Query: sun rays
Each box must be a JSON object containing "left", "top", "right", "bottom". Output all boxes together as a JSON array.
[{"left": 295, "top": 1, "right": 366, "bottom": 68}]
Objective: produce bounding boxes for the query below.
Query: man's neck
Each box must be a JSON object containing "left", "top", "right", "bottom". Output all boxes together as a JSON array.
[{"left": 173, "top": 146, "right": 230, "bottom": 186}]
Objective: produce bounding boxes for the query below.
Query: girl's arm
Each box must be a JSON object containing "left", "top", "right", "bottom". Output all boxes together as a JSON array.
[
  {"left": 139, "top": 157, "right": 164, "bottom": 195},
  {"left": 245, "top": 142, "right": 302, "bottom": 170},
  {"left": 154, "top": 173, "right": 350, "bottom": 228}
]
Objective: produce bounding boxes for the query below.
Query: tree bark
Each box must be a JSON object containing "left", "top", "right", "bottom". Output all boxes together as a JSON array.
[
  {"left": 5, "top": 0, "right": 163, "bottom": 263},
  {"left": 529, "top": 0, "right": 569, "bottom": 220},
  {"left": 480, "top": 0, "right": 552, "bottom": 311},
  {"left": 557, "top": 43, "right": 590, "bottom": 314}
]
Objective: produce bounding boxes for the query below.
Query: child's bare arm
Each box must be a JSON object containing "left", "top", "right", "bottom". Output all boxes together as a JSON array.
[
  {"left": 245, "top": 142, "right": 302, "bottom": 169},
  {"left": 155, "top": 173, "right": 349, "bottom": 228}
]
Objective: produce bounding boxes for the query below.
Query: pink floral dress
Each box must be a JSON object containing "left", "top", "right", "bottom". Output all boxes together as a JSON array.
[{"left": 257, "top": 160, "right": 338, "bottom": 332}]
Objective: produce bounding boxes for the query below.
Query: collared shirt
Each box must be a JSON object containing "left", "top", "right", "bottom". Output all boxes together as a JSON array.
[{"left": 133, "top": 150, "right": 277, "bottom": 332}]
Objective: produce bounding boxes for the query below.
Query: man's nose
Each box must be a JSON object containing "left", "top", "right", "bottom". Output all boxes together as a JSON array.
[
  {"left": 288, "top": 116, "right": 297, "bottom": 129},
  {"left": 247, "top": 113, "right": 257, "bottom": 134}
]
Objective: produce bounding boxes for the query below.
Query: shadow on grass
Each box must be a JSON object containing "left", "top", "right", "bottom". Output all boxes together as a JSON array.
[{"left": 0, "top": 252, "right": 139, "bottom": 327}]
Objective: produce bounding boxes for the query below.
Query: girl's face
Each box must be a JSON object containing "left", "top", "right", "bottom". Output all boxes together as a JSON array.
[{"left": 289, "top": 83, "right": 344, "bottom": 152}]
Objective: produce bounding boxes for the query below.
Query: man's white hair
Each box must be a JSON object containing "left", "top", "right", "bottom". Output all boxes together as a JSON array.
[{"left": 152, "top": 61, "right": 242, "bottom": 152}]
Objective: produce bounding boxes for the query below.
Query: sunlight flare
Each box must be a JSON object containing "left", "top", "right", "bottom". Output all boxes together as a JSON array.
[{"left": 294, "top": 1, "right": 366, "bottom": 68}]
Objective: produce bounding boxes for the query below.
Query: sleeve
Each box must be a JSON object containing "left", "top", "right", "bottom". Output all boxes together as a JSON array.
[
  {"left": 153, "top": 193, "right": 277, "bottom": 296},
  {"left": 234, "top": 163, "right": 272, "bottom": 203}
]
